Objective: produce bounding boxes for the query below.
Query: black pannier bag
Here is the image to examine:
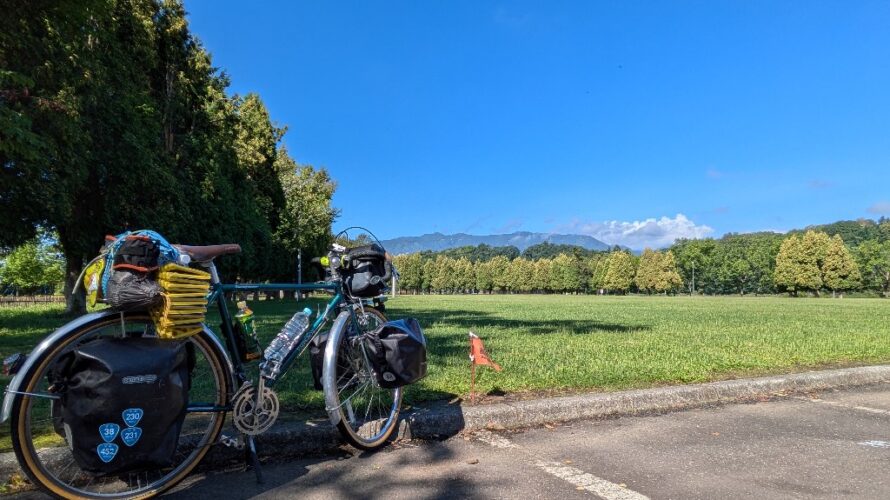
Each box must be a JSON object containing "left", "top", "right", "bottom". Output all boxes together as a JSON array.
[
  {"left": 49, "top": 337, "right": 190, "bottom": 476},
  {"left": 309, "top": 331, "right": 328, "bottom": 391},
  {"left": 362, "top": 319, "right": 428, "bottom": 389},
  {"left": 343, "top": 244, "right": 392, "bottom": 297},
  {"left": 309, "top": 331, "right": 356, "bottom": 391}
]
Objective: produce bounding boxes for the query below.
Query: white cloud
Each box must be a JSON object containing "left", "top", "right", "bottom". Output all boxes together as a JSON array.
[
  {"left": 560, "top": 214, "right": 713, "bottom": 249},
  {"left": 867, "top": 201, "right": 890, "bottom": 215}
]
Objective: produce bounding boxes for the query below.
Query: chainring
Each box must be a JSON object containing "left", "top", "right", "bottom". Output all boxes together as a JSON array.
[{"left": 232, "top": 382, "right": 280, "bottom": 436}]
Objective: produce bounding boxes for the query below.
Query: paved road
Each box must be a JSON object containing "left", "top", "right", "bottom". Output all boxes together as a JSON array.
[{"left": 12, "top": 384, "right": 890, "bottom": 499}]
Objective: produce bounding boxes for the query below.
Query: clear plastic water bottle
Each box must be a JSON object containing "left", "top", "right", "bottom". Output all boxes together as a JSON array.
[{"left": 261, "top": 307, "right": 313, "bottom": 378}]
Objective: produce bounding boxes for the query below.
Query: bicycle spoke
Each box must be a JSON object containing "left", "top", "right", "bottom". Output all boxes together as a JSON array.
[{"left": 13, "top": 314, "right": 227, "bottom": 498}]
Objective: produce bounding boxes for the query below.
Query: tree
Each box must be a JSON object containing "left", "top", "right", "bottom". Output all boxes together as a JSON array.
[
  {"left": 0, "top": 236, "right": 64, "bottom": 294},
  {"left": 430, "top": 255, "right": 455, "bottom": 293},
  {"left": 453, "top": 257, "right": 476, "bottom": 293},
  {"left": 489, "top": 255, "right": 511, "bottom": 292},
  {"left": 654, "top": 250, "right": 683, "bottom": 294},
  {"left": 822, "top": 235, "right": 860, "bottom": 296},
  {"left": 775, "top": 233, "right": 824, "bottom": 295},
  {"left": 548, "top": 254, "right": 583, "bottom": 293},
  {"left": 474, "top": 259, "right": 494, "bottom": 293},
  {"left": 393, "top": 253, "right": 423, "bottom": 293},
  {"left": 672, "top": 238, "right": 718, "bottom": 294},
  {"left": 532, "top": 258, "right": 552, "bottom": 293},
  {"left": 421, "top": 258, "right": 436, "bottom": 293},
  {"left": 635, "top": 249, "right": 660, "bottom": 294},
  {"left": 442, "top": 244, "right": 519, "bottom": 262},
  {"left": 274, "top": 151, "right": 338, "bottom": 281},
  {"left": 856, "top": 240, "right": 890, "bottom": 296},
  {"left": 507, "top": 258, "right": 534, "bottom": 293},
  {"left": 2, "top": 1, "right": 311, "bottom": 312},
  {"left": 603, "top": 251, "right": 635, "bottom": 294},
  {"left": 587, "top": 254, "right": 609, "bottom": 292},
  {"left": 796, "top": 219, "right": 888, "bottom": 247},
  {"left": 522, "top": 242, "right": 599, "bottom": 260}
]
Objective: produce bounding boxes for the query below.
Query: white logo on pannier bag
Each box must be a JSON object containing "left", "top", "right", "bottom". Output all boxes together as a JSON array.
[{"left": 121, "top": 374, "right": 158, "bottom": 385}]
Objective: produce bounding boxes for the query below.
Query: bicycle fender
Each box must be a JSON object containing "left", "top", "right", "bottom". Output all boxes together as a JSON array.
[
  {"left": 322, "top": 310, "right": 352, "bottom": 426},
  {"left": 2, "top": 312, "right": 109, "bottom": 424}
]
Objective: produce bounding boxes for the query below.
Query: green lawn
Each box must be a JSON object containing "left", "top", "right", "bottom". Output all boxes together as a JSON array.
[{"left": 1, "top": 295, "right": 889, "bottom": 452}]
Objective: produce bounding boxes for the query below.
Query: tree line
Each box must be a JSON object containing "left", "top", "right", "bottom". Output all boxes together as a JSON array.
[
  {"left": 1, "top": 1, "right": 337, "bottom": 312},
  {"left": 393, "top": 249, "right": 684, "bottom": 295},
  {"left": 392, "top": 221, "right": 890, "bottom": 297}
]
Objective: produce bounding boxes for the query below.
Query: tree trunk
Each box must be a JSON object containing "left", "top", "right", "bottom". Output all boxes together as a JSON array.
[{"left": 63, "top": 252, "right": 86, "bottom": 315}]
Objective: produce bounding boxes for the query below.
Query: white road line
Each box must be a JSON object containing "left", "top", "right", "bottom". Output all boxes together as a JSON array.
[
  {"left": 474, "top": 430, "right": 649, "bottom": 500},
  {"left": 859, "top": 440, "right": 890, "bottom": 449},
  {"left": 796, "top": 397, "right": 890, "bottom": 416},
  {"left": 536, "top": 460, "right": 649, "bottom": 500}
]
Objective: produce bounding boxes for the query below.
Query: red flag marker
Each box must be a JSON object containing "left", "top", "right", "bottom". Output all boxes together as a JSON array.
[
  {"left": 469, "top": 331, "right": 501, "bottom": 404},
  {"left": 469, "top": 332, "right": 502, "bottom": 371}
]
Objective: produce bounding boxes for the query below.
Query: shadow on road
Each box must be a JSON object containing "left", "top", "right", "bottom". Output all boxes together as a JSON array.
[{"left": 167, "top": 438, "right": 482, "bottom": 499}]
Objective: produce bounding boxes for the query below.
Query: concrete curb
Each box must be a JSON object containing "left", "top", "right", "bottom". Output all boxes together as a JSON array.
[{"left": 3, "top": 365, "right": 890, "bottom": 480}]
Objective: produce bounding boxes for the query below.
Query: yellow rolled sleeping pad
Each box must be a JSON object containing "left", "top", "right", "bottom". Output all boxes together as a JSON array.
[{"left": 151, "top": 263, "right": 211, "bottom": 339}]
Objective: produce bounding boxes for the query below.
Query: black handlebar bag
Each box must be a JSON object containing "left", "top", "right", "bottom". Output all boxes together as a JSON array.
[
  {"left": 362, "top": 318, "right": 428, "bottom": 389},
  {"left": 49, "top": 337, "right": 190, "bottom": 476},
  {"left": 343, "top": 244, "right": 392, "bottom": 297}
]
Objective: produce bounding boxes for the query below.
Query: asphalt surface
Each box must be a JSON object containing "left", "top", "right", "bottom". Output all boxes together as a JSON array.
[
  {"left": 7, "top": 384, "right": 890, "bottom": 499},
  {"left": 172, "top": 383, "right": 890, "bottom": 499}
]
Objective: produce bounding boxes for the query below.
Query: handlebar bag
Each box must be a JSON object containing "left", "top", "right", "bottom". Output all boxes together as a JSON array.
[
  {"left": 343, "top": 244, "right": 391, "bottom": 297},
  {"left": 48, "top": 337, "right": 190, "bottom": 476},
  {"left": 362, "top": 318, "right": 428, "bottom": 389}
]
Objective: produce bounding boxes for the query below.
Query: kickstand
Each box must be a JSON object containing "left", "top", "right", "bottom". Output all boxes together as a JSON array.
[{"left": 245, "top": 434, "right": 264, "bottom": 484}]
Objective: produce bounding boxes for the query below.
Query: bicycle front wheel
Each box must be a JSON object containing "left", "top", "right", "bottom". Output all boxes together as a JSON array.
[
  {"left": 323, "top": 308, "right": 403, "bottom": 450},
  {"left": 10, "top": 312, "right": 232, "bottom": 499}
]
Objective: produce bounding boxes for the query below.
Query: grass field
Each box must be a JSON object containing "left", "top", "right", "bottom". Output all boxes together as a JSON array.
[{"left": 1, "top": 295, "right": 889, "bottom": 452}]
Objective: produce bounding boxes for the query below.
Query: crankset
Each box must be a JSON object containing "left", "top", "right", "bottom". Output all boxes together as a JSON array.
[{"left": 232, "top": 380, "right": 280, "bottom": 436}]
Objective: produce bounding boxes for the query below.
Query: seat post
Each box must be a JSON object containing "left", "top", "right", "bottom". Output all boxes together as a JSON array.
[{"left": 203, "top": 261, "right": 221, "bottom": 285}]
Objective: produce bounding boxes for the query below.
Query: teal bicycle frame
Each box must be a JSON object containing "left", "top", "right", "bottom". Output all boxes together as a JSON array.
[
  {"left": 201, "top": 259, "right": 385, "bottom": 398},
  {"left": 209, "top": 280, "right": 344, "bottom": 388}
]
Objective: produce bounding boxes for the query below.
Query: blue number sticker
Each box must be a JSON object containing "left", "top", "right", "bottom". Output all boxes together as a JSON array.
[
  {"left": 97, "top": 443, "right": 119, "bottom": 463},
  {"left": 122, "top": 408, "right": 144, "bottom": 427},
  {"left": 120, "top": 427, "right": 142, "bottom": 447},
  {"left": 99, "top": 423, "right": 120, "bottom": 443}
]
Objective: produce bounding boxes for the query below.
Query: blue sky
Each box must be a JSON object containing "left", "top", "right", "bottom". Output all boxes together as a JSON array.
[{"left": 186, "top": 1, "right": 890, "bottom": 248}]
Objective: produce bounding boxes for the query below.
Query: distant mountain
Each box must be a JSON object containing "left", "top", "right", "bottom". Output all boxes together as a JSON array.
[{"left": 381, "top": 231, "right": 612, "bottom": 255}]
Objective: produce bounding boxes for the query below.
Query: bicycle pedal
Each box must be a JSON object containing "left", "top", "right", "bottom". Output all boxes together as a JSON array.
[{"left": 219, "top": 433, "right": 245, "bottom": 450}]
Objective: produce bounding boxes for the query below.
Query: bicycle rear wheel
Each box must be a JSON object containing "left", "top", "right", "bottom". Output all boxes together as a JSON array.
[
  {"left": 10, "top": 312, "right": 231, "bottom": 499},
  {"left": 323, "top": 308, "right": 403, "bottom": 450}
]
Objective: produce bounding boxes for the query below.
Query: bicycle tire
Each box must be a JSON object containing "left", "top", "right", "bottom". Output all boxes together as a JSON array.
[
  {"left": 323, "top": 308, "right": 403, "bottom": 450},
  {"left": 10, "top": 312, "right": 232, "bottom": 499}
]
